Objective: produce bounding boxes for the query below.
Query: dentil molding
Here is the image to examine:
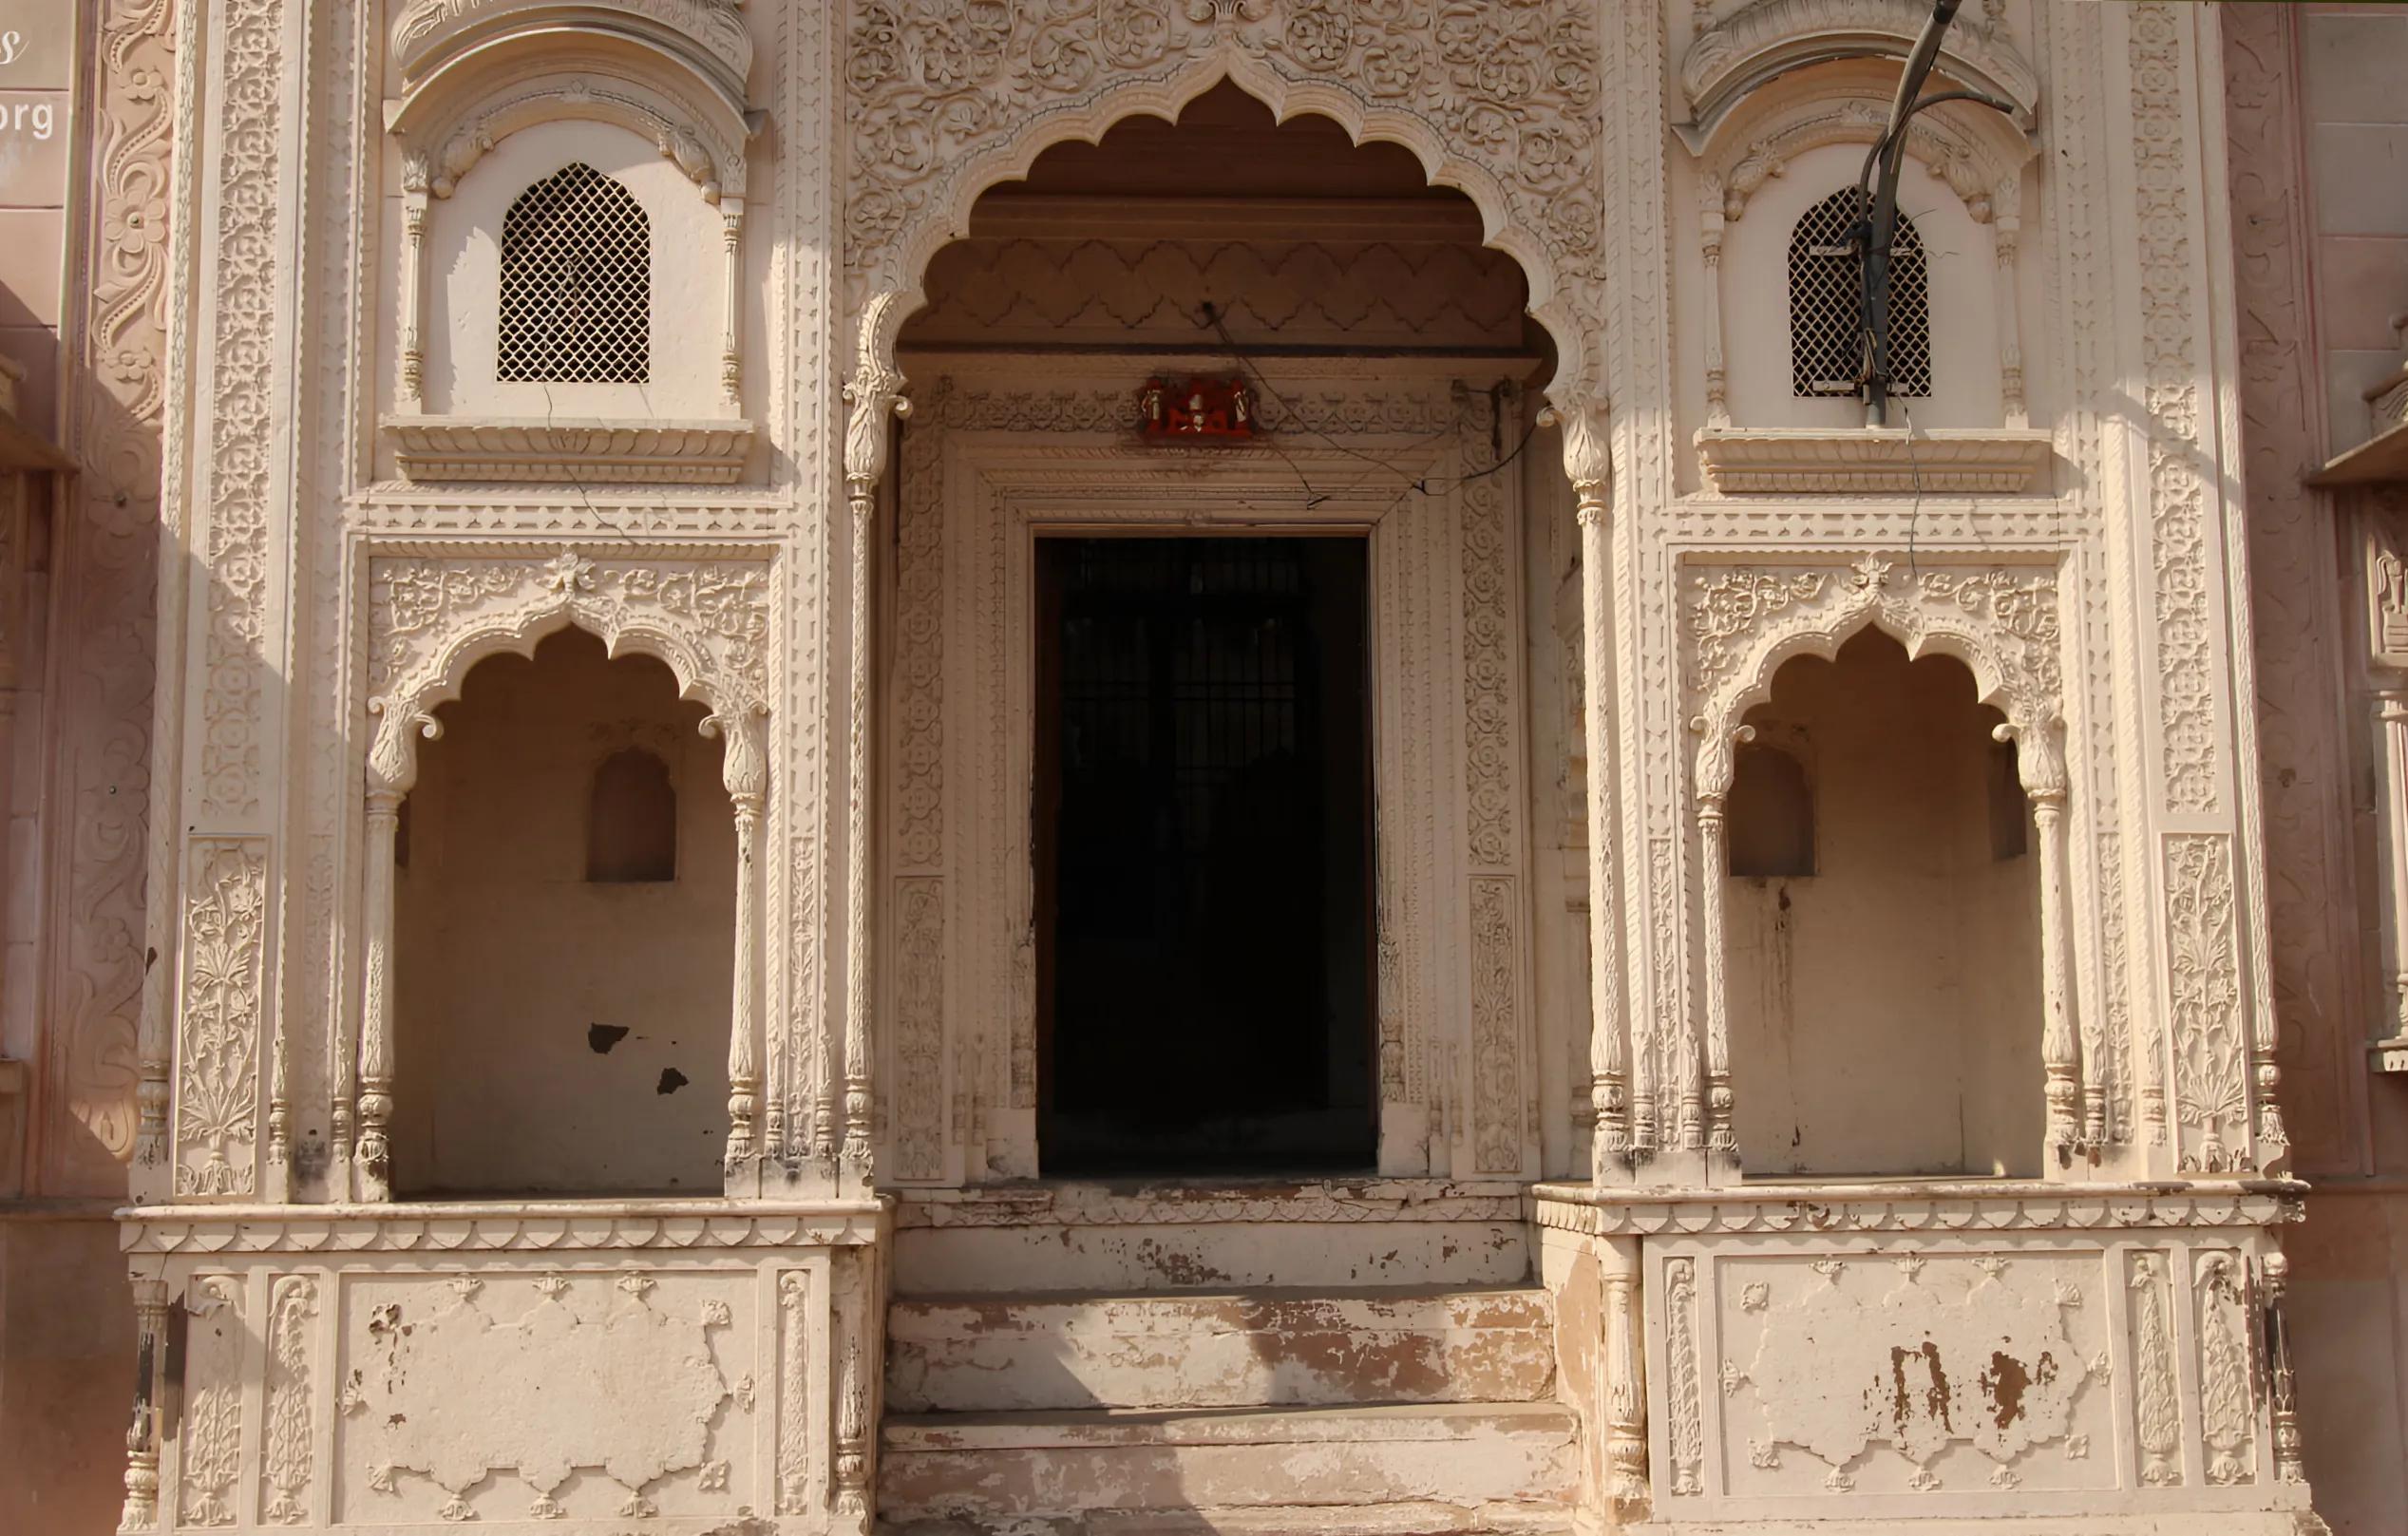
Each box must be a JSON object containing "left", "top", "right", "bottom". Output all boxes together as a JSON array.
[{"left": 382, "top": 416, "right": 755, "bottom": 484}]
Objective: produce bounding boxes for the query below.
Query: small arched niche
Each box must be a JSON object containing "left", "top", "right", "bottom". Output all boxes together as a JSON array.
[
  {"left": 391, "top": 626, "right": 734, "bottom": 1195},
  {"left": 1723, "top": 628, "right": 2043, "bottom": 1178}
]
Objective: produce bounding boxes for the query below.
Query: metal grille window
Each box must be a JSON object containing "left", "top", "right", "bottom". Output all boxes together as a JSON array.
[
  {"left": 1789, "top": 189, "right": 1931, "bottom": 399},
  {"left": 497, "top": 162, "right": 651, "bottom": 384}
]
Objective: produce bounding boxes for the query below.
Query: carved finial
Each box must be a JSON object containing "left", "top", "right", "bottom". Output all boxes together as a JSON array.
[{"left": 844, "top": 295, "right": 915, "bottom": 487}]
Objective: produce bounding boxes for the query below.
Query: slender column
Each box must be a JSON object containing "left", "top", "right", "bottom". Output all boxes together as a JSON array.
[
  {"left": 1695, "top": 775, "right": 1740, "bottom": 1154},
  {"left": 355, "top": 785, "right": 404, "bottom": 1198},
  {"left": 1992, "top": 182, "right": 2027, "bottom": 428},
  {"left": 117, "top": 1276, "right": 169, "bottom": 1532},
  {"left": 1547, "top": 397, "right": 1630, "bottom": 1172},
  {"left": 719, "top": 201, "right": 745, "bottom": 409},
  {"left": 2380, "top": 690, "right": 2408, "bottom": 1038},
  {"left": 1601, "top": 1240, "right": 1649, "bottom": 1508},
  {"left": 2020, "top": 724, "right": 2083, "bottom": 1157},
  {"left": 831, "top": 1246, "right": 874, "bottom": 1530},
  {"left": 841, "top": 330, "right": 908, "bottom": 1181},
  {"left": 715, "top": 705, "right": 766, "bottom": 1174},
  {"left": 397, "top": 172, "right": 429, "bottom": 408},
  {"left": 2264, "top": 1250, "right": 2305, "bottom": 1484},
  {"left": 1699, "top": 180, "right": 1731, "bottom": 428}
]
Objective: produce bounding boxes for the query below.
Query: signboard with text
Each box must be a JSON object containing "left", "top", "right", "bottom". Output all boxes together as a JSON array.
[{"left": 0, "top": 6, "right": 73, "bottom": 428}]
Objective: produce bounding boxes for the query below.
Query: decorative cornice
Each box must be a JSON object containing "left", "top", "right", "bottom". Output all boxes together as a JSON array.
[
  {"left": 383, "top": 416, "right": 754, "bottom": 484},
  {"left": 1527, "top": 1180, "right": 2307, "bottom": 1237},
  {"left": 1697, "top": 427, "right": 2055, "bottom": 495},
  {"left": 117, "top": 1200, "right": 889, "bottom": 1255}
]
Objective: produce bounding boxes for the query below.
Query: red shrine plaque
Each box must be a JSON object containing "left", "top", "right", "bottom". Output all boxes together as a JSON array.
[{"left": 1138, "top": 375, "right": 1257, "bottom": 440}]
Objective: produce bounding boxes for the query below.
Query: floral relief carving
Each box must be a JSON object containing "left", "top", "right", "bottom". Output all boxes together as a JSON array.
[
  {"left": 198, "top": 0, "right": 283, "bottom": 822},
  {"left": 261, "top": 1277, "right": 317, "bottom": 1525},
  {"left": 2129, "top": 1252, "right": 2182, "bottom": 1487},
  {"left": 1468, "top": 876, "right": 1520, "bottom": 1175},
  {"left": 1665, "top": 1256, "right": 1705, "bottom": 1496},
  {"left": 54, "top": 0, "right": 178, "bottom": 1188},
  {"left": 890, "top": 877, "right": 946, "bottom": 1182},
  {"left": 2165, "top": 832, "right": 2249, "bottom": 1173},
  {"left": 2129, "top": 3, "right": 2219, "bottom": 816},
  {"left": 365, "top": 553, "right": 772, "bottom": 787},
  {"left": 2195, "top": 1252, "right": 2254, "bottom": 1486},
  {"left": 180, "top": 1278, "right": 245, "bottom": 1527},
  {"left": 176, "top": 841, "right": 266, "bottom": 1196},
  {"left": 776, "top": 1272, "right": 811, "bottom": 1514},
  {"left": 1461, "top": 387, "right": 1519, "bottom": 872},
  {"left": 1682, "top": 557, "right": 2066, "bottom": 796},
  {"left": 843, "top": 0, "right": 1607, "bottom": 389}
]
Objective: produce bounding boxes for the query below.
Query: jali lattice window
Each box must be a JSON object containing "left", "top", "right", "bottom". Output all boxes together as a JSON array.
[
  {"left": 497, "top": 162, "right": 651, "bottom": 384},
  {"left": 1789, "top": 189, "right": 1930, "bottom": 400}
]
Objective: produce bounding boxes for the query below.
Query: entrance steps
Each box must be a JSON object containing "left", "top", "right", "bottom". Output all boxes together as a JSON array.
[{"left": 877, "top": 1286, "right": 1575, "bottom": 1535}]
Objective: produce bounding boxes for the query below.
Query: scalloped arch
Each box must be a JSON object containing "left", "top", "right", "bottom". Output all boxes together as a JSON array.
[
  {"left": 368, "top": 606, "right": 725, "bottom": 795},
  {"left": 1689, "top": 568, "right": 2067, "bottom": 801},
  {"left": 850, "top": 44, "right": 1605, "bottom": 404}
]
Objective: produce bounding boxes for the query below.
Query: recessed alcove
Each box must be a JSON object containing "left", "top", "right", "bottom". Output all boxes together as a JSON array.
[
  {"left": 390, "top": 626, "right": 734, "bottom": 1195},
  {"left": 1723, "top": 629, "right": 2044, "bottom": 1178}
]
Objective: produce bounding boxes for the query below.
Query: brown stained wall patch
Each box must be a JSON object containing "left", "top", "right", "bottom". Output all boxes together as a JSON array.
[
  {"left": 1982, "top": 1350, "right": 2031, "bottom": 1431},
  {"left": 1887, "top": 1341, "right": 1952, "bottom": 1438}
]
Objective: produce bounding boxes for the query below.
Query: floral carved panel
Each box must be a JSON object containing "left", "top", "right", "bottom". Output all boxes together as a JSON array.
[
  {"left": 175, "top": 841, "right": 268, "bottom": 1198},
  {"left": 363, "top": 552, "right": 773, "bottom": 790},
  {"left": 1680, "top": 555, "right": 2068, "bottom": 796}
]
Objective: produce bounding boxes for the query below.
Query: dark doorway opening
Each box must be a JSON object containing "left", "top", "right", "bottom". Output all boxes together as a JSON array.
[{"left": 1035, "top": 536, "right": 1375, "bottom": 1174}]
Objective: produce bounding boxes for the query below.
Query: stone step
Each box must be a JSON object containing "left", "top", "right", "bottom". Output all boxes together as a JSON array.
[
  {"left": 885, "top": 1286, "right": 1557, "bottom": 1413},
  {"left": 877, "top": 1401, "right": 1579, "bottom": 1532}
]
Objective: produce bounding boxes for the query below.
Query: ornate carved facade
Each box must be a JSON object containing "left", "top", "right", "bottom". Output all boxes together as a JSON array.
[{"left": 14, "top": 0, "right": 2408, "bottom": 1532}]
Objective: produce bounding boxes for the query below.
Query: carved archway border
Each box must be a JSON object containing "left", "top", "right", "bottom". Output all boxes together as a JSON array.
[
  {"left": 841, "top": 3, "right": 1610, "bottom": 405},
  {"left": 1682, "top": 555, "right": 2068, "bottom": 799},
  {"left": 394, "top": 63, "right": 750, "bottom": 201},
  {"left": 364, "top": 549, "right": 773, "bottom": 794},
  {"left": 1679, "top": 0, "right": 2041, "bottom": 145}
]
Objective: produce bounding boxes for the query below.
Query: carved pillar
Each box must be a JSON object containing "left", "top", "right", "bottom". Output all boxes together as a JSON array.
[
  {"left": 2021, "top": 730, "right": 2084, "bottom": 1156},
  {"left": 118, "top": 1275, "right": 169, "bottom": 1532},
  {"left": 2375, "top": 688, "right": 2408, "bottom": 1040},
  {"left": 1698, "top": 180, "right": 1731, "bottom": 429},
  {"left": 398, "top": 167, "right": 429, "bottom": 408},
  {"left": 2263, "top": 1248, "right": 2304, "bottom": 1483},
  {"left": 355, "top": 781, "right": 405, "bottom": 1199},
  {"left": 1694, "top": 774, "right": 1739, "bottom": 1156},
  {"left": 1601, "top": 1239, "right": 1649, "bottom": 1509},
  {"left": 715, "top": 704, "right": 767, "bottom": 1178},
  {"left": 840, "top": 317, "right": 909, "bottom": 1181},
  {"left": 830, "top": 1245, "right": 876, "bottom": 1533},
  {"left": 1991, "top": 180, "right": 2027, "bottom": 428},
  {"left": 1547, "top": 398, "right": 1630, "bottom": 1172},
  {"left": 719, "top": 200, "right": 745, "bottom": 409}
]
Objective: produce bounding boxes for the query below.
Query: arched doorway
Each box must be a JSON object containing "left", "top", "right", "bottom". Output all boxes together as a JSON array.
[{"left": 875, "top": 82, "right": 1578, "bottom": 1183}]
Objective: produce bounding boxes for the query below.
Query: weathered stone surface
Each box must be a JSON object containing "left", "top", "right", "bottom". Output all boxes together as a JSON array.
[
  {"left": 878, "top": 1401, "right": 1578, "bottom": 1526},
  {"left": 886, "top": 1286, "right": 1556, "bottom": 1413}
]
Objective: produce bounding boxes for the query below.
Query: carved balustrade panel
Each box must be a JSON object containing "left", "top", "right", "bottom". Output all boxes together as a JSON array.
[{"left": 120, "top": 1208, "right": 881, "bottom": 1533}]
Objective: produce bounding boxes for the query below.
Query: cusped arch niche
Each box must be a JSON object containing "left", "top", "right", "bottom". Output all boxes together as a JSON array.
[
  {"left": 838, "top": 0, "right": 1616, "bottom": 462},
  {"left": 351, "top": 550, "right": 773, "bottom": 1197},
  {"left": 382, "top": 0, "right": 760, "bottom": 483},
  {"left": 1681, "top": 555, "right": 2090, "bottom": 1162}
]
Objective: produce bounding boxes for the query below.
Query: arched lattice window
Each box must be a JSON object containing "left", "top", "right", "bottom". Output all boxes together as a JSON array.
[
  {"left": 498, "top": 162, "right": 651, "bottom": 384},
  {"left": 1789, "top": 189, "right": 1929, "bottom": 400}
]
